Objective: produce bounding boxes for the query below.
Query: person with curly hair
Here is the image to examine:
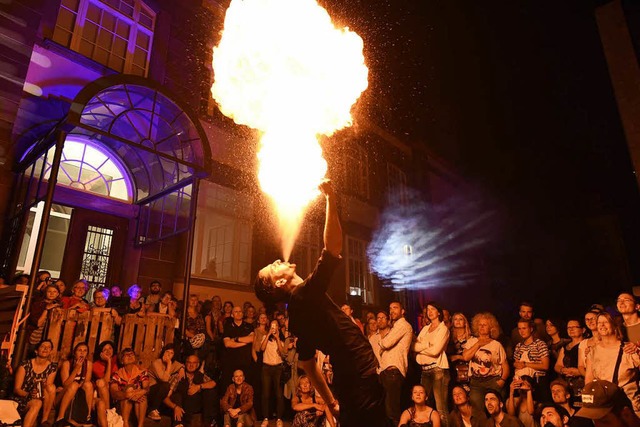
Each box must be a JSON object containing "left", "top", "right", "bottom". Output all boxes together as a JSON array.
[{"left": 461, "top": 312, "right": 509, "bottom": 420}]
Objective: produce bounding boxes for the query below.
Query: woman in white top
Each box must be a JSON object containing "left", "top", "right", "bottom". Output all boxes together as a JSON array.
[
  {"left": 462, "top": 312, "right": 509, "bottom": 421},
  {"left": 413, "top": 302, "right": 450, "bottom": 427},
  {"left": 585, "top": 312, "right": 640, "bottom": 416},
  {"left": 259, "top": 320, "right": 286, "bottom": 427}
]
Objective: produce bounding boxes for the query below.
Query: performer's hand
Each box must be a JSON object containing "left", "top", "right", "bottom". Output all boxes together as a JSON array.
[{"left": 318, "top": 179, "right": 334, "bottom": 198}]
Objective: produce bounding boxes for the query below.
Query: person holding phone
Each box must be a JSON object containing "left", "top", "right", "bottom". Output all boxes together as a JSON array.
[{"left": 259, "top": 320, "right": 286, "bottom": 427}]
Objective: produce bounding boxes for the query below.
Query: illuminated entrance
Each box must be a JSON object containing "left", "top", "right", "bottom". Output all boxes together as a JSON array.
[{"left": 1, "top": 75, "right": 211, "bottom": 361}]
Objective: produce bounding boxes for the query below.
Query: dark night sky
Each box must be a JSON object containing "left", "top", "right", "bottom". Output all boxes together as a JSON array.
[{"left": 321, "top": 0, "right": 640, "bottom": 322}]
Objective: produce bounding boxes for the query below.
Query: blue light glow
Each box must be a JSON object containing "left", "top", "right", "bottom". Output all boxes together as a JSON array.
[{"left": 367, "top": 190, "right": 498, "bottom": 290}]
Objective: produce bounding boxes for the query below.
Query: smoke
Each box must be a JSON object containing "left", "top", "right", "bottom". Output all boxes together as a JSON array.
[{"left": 367, "top": 189, "right": 499, "bottom": 290}]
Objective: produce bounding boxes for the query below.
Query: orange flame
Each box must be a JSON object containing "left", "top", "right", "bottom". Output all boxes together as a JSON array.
[{"left": 211, "top": 0, "right": 368, "bottom": 260}]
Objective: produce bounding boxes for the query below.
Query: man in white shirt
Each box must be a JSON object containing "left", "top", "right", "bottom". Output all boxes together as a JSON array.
[{"left": 378, "top": 301, "right": 414, "bottom": 427}]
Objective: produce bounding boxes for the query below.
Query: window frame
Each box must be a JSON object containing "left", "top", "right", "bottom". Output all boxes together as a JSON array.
[
  {"left": 387, "top": 162, "right": 408, "bottom": 205},
  {"left": 53, "top": 0, "right": 155, "bottom": 76},
  {"left": 345, "top": 235, "right": 374, "bottom": 305}
]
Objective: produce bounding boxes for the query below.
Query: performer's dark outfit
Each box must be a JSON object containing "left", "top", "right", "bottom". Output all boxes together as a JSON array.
[{"left": 288, "top": 250, "right": 386, "bottom": 427}]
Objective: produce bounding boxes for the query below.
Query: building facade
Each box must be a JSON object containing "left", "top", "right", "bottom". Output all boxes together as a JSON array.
[{"left": 0, "top": 0, "right": 461, "bottom": 316}]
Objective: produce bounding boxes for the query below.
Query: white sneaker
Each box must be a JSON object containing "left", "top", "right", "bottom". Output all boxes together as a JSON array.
[
  {"left": 261, "top": 419, "right": 269, "bottom": 427},
  {"left": 147, "top": 409, "right": 161, "bottom": 421}
]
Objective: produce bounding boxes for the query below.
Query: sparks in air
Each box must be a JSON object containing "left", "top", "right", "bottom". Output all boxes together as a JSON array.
[{"left": 211, "top": 0, "right": 368, "bottom": 260}]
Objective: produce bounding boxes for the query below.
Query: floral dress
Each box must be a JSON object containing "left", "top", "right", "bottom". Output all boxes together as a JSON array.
[{"left": 14, "top": 359, "right": 57, "bottom": 414}]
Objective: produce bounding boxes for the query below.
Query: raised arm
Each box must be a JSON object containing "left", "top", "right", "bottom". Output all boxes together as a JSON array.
[{"left": 319, "top": 179, "right": 342, "bottom": 258}]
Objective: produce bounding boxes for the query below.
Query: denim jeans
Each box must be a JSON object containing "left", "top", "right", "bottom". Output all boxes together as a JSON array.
[
  {"left": 421, "top": 367, "right": 450, "bottom": 427},
  {"left": 380, "top": 367, "right": 404, "bottom": 426},
  {"left": 261, "top": 363, "right": 284, "bottom": 420},
  {"left": 469, "top": 376, "right": 503, "bottom": 421}
]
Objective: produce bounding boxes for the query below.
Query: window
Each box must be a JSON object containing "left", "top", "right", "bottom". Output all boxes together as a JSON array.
[
  {"left": 290, "top": 224, "right": 321, "bottom": 278},
  {"left": 41, "top": 138, "right": 132, "bottom": 201},
  {"left": 52, "top": 0, "right": 155, "bottom": 76},
  {"left": 387, "top": 163, "right": 408, "bottom": 205},
  {"left": 80, "top": 225, "right": 114, "bottom": 299},
  {"left": 16, "top": 203, "right": 73, "bottom": 278},
  {"left": 344, "top": 145, "right": 369, "bottom": 199},
  {"left": 192, "top": 182, "right": 253, "bottom": 284},
  {"left": 345, "top": 236, "right": 373, "bottom": 304}
]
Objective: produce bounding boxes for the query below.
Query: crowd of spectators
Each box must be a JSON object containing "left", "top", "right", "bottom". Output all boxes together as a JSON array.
[{"left": 3, "top": 270, "right": 640, "bottom": 427}]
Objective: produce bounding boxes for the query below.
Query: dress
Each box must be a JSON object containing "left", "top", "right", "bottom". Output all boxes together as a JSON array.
[
  {"left": 14, "top": 359, "right": 57, "bottom": 414},
  {"left": 402, "top": 407, "right": 434, "bottom": 427}
]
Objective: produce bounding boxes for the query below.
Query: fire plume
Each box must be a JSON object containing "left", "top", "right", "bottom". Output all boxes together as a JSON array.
[{"left": 211, "top": 0, "right": 368, "bottom": 260}]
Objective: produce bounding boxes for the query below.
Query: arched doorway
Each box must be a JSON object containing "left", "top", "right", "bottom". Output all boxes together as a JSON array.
[{"left": 2, "top": 75, "right": 211, "bottom": 362}]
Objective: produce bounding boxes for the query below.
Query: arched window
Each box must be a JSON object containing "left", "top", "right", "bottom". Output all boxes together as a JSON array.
[{"left": 43, "top": 137, "right": 133, "bottom": 201}]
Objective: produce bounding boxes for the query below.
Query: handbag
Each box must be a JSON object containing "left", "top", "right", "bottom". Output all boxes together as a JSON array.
[
  {"left": 189, "top": 333, "right": 206, "bottom": 349},
  {"left": 455, "top": 361, "right": 470, "bottom": 383}
]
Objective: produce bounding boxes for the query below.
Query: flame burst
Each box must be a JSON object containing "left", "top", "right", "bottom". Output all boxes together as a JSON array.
[{"left": 211, "top": 0, "right": 368, "bottom": 260}]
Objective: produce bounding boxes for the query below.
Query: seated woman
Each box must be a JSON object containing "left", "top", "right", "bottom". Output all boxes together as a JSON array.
[
  {"left": 291, "top": 375, "right": 335, "bottom": 427},
  {"left": 147, "top": 344, "right": 184, "bottom": 421},
  {"left": 92, "top": 341, "right": 118, "bottom": 427},
  {"left": 399, "top": 384, "right": 441, "bottom": 427},
  {"left": 123, "top": 284, "right": 146, "bottom": 316},
  {"left": 506, "top": 376, "right": 536, "bottom": 427},
  {"left": 185, "top": 294, "right": 207, "bottom": 356},
  {"left": 554, "top": 317, "right": 585, "bottom": 408},
  {"left": 56, "top": 342, "right": 94, "bottom": 425},
  {"left": 92, "top": 289, "right": 121, "bottom": 341},
  {"left": 13, "top": 340, "right": 58, "bottom": 427},
  {"left": 27, "top": 285, "right": 61, "bottom": 350},
  {"left": 61, "top": 280, "right": 91, "bottom": 312},
  {"left": 109, "top": 348, "right": 150, "bottom": 427}
]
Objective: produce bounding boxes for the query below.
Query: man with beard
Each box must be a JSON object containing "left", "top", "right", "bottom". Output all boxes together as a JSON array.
[
  {"left": 484, "top": 390, "right": 524, "bottom": 427},
  {"left": 254, "top": 180, "right": 385, "bottom": 427},
  {"left": 144, "top": 280, "right": 162, "bottom": 311},
  {"left": 378, "top": 301, "right": 413, "bottom": 427}
]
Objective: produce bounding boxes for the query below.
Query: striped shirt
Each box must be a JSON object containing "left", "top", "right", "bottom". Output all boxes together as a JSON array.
[{"left": 513, "top": 339, "right": 549, "bottom": 372}]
